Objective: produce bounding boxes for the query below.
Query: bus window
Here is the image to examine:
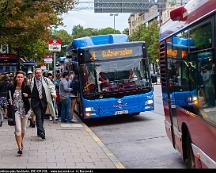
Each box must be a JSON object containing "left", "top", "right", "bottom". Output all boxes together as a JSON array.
[
  {"left": 189, "top": 22, "right": 212, "bottom": 50},
  {"left": 95, "top": 58, "right": 150, "bottom": 93},
  {"left": 80, "top": 57, "right": 151, "bottom": 99},
  {"left": 191, "top": 50, "right": 216, "bottom": 124},
  {"left": 80, "top": 64, "right": 97, "bottom": 94},
  {"left": 189, "top": 22, "right": 216, "bottom": 123},
  {"left": 167, "top": 32, "right": 200, "bottom": 113}
]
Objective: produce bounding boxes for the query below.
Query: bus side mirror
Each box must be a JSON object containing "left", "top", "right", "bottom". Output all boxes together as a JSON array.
[{"left": 170, "top": 6, "right": 187, "bottom": 21}]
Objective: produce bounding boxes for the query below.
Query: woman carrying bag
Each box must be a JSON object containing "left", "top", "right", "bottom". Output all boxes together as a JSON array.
[{"left": 7, "top": 71, "right": 31, "bottom": 155}]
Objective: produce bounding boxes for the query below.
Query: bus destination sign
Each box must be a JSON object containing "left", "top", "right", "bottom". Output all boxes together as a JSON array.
[{"left": 88, "top": 44, "right": 143, "bottom": 61}]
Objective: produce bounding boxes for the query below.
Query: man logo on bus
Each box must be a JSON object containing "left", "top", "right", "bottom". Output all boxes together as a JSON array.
[{"left": 113, "top": 99, "right": 128, "bottom": 108}]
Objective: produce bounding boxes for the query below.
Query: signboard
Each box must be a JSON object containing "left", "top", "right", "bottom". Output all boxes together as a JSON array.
[
  {"left": 94, "top": 0, "right": 166, "bottom": 13},
  {"left": 0, "top": 44, "right": 9, "bottom": 54},
  {"left": 40, "top": 65, "right": 47, "bottom": 70},
  {"left": 87, "top": 43, "right": 144, "bottom": 61},
  {"left": 0, "top": 54, "right": 16, "bottom": 59},
  {"left": 48, "top": 39, "right": 62, "bottom": 52},
  {"left": 44, "top": 55, "right": 53, "bottom": 64},
  {"left": 78, "top": 42, "right": 146, "bottom": 64}
]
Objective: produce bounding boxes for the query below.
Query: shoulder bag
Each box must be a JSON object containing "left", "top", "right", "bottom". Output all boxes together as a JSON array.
[{"left": 7, "top": 90, "right": 16, "bottom": 126}]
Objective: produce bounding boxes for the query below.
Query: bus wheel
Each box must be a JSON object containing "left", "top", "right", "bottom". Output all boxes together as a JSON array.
[
  {"left": 185, "top": 135, "right": 195, "bottom": 168},
  {"left": 131, "top": 112, "right": 140, "bottom": 115}
]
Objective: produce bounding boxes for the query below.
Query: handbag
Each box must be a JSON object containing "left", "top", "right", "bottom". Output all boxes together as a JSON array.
[{"left": 7, "top": 90, "right": 16, "bottom": 126}]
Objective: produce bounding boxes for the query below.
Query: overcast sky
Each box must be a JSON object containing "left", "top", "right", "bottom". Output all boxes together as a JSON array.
[{"left": 59, "top": 0, "right": 131, "bottom": 34}]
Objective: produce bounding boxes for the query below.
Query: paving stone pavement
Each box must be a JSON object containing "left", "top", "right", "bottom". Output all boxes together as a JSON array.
[{"left": 0, "top": 116, "right": 124, "bottom": 169}]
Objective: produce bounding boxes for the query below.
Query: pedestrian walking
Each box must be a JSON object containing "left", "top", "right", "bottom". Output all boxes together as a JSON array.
[
  {"left": 7, "top": 71, "right": 31, "bottom": 155},
  {"left": 47, "top": 72, "right": 58, "bottom": 121},
  {"left": 30, "top": 68, "right": 56, "bottom": 140}
]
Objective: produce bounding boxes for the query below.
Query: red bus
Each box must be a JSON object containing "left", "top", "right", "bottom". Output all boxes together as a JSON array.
[{"left": 160, "top": 0, "right": 216, "bottom": 168}]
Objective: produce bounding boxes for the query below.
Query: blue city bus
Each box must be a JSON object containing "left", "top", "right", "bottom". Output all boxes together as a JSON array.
[{"left": 67, "top": 34, "right": 154, "bottom": 119}]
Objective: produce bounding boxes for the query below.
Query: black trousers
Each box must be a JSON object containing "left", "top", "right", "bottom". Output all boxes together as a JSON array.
[{"left": 32, "top": 101, "right": 47, "bottom": 137}]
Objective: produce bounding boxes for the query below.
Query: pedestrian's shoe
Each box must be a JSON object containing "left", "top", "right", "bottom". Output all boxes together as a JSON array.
[
  {"left": 40, "top": 133, "right": 46, "bottom": 140},
  {"left": 17, "top": 150, "right": 22, "bottom": 155},
  {"left": 30, "top": 121, "right": 35, "bottom": 128},
  {"left": 37, "top": 132, "right": 45, "bottom": 140},
  {"left": 49, "top": 116, "right": 53, "bottom": 121},
  {"left": 69, "top": 119, "right": 77, "bottom": 123}
]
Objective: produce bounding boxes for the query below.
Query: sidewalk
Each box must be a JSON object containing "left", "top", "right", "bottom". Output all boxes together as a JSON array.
[{"left": 0, "top": 116, "right": 124, "bottom": 169}]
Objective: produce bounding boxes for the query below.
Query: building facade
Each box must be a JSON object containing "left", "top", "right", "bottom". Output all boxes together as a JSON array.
[{"left": 128, "top": 0, "right": 189, "bottom": 35}]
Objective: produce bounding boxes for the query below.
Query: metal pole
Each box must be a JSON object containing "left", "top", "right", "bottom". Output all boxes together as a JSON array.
[
  {"left": 114, "top": 15, "right": 116, "bottom": 30},
  {"left": 53, "top": 52, "right": 56, "bottom": 81}
]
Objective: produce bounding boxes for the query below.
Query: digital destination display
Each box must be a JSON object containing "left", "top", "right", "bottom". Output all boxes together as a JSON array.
[{"left": 87, "top": 44, "right": 144, "bottom": 61}]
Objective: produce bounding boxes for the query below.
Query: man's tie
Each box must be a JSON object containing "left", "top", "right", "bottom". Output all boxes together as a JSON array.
[{"left": 37, "top": 80, "right": 42, "bottom": 99}]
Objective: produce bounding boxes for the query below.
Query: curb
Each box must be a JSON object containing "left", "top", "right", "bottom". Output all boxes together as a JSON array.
[{"left": 75, "top": 115, "right": 125, "bottom": 169}]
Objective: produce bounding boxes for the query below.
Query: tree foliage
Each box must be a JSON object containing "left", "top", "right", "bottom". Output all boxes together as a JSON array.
[
  {"left": 71, "top": 25, "right": 121, "bottom": 39},
  {"left": 0, "top": 0, "right": 76, "bottom": 60},
  {"left": 129, "top": 21, "right": 159, "bottom": 64}
]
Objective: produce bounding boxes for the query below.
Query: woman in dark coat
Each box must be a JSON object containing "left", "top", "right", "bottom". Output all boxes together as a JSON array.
[{"left": 7, "top": 71, "right": 31, "bottom": 155}]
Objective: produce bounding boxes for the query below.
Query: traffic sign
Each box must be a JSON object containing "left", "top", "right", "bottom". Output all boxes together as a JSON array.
[{"left": 48, "top": 39, "right": 62, "bottom": 52}]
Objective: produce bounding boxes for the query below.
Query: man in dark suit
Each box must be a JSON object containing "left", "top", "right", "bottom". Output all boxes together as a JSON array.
[{"left": 31, "top": 68, "right": 56, "bottom": 139}]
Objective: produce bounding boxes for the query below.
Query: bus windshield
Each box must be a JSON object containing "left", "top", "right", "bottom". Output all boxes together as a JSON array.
[{"left": 80, "top": 58, "right": 151, "bottom": 99}]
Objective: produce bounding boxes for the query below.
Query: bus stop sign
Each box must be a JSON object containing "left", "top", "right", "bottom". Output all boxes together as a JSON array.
[{"left": 48, "top": 39, "right": 62, "bottom": 52}]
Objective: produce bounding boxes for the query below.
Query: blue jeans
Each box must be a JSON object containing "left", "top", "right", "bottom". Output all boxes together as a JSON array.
[{"left": 61, "top": 97, "right": 71, "bottom": 122}]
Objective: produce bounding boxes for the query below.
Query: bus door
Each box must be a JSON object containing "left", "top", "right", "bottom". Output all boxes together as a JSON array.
[
  {"left": 167, "top": 57, "right": 179, "bottom": 149},
  {"left": 160, "top": 41, "right": 176, "bottom": 148}
]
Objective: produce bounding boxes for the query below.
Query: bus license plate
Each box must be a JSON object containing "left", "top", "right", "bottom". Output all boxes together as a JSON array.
[{"left": 115, "top": 110, "right": 128, "bottom": 115}]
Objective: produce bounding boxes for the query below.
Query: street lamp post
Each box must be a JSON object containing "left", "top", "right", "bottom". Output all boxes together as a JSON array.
[{"left": 110, "top": 13, "right": 118, "bottom": 30}]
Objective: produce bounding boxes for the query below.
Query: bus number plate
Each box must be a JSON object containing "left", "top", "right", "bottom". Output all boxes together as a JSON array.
[{"left": 115, "top": 110, "right": 128, "bottom": 115}]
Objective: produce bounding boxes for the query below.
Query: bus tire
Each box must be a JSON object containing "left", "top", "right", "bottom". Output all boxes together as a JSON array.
[
  {"left": 185, "top": 134, "right": 195, "bottom": 168},
  {"left": 131, "top": 112, "right": 140, "bottom": 115}
]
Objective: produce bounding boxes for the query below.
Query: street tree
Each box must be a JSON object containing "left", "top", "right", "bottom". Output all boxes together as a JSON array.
[
  {"left": 71, "top": 25, "right": 121, "bottom": 39},
  {"left": 0, "top": 0, "right": 76, "bottom": 61},
  {"left": 122, "top": 28, "right": 129, "bottom": 35},
  {"left": 129, "top": 21, "right": 159, "bottom": 73}
]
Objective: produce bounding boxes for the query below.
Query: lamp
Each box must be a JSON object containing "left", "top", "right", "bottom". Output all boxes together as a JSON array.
[{"left": 110, "top": 13, "right": 118, "bottom": 30}]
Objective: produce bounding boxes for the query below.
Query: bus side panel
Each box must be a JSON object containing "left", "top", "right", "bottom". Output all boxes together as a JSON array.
[
  {"left": 176, "top": 107, "right": 216, "bottom": 168},
  {"left": 162, "top": 92, "right": 174, "bottom": 146},
  {"left": 81, "top": 92, "right": 154, "bottom": 119}
]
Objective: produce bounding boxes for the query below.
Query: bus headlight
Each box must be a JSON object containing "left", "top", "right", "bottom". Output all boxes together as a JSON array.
[
  {"left": 188, "top": 96, "right": 199, "bottom": 106},
  {"left": 85, "top": 107, "right": 95, "bottom": 112},
  {"left": 145, "top": 99, "right": 153, "bottom": 105},
  {"left": 188, "top": 96, "right": 198, "bottom": 102}
]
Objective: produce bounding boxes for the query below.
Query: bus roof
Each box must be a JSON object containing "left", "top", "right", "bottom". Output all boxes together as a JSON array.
[
  {"left": 160, "top": 0, "right": 216, "bottom": 41},
  {"left": 70, "top": 34, "right": 129, "bottom": 50}
]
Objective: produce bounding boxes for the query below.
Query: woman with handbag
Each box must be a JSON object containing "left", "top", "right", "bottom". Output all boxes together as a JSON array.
[{"left": 7, "top": 71, "right": 31, "bottom": 155}]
